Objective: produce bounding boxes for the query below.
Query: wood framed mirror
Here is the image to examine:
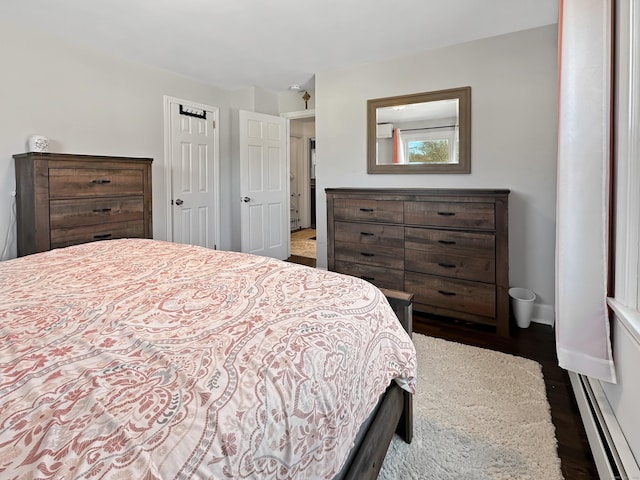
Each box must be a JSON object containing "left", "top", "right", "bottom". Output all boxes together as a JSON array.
[{"left": 367, "top": 86, "right": 471, "bottom": 174}]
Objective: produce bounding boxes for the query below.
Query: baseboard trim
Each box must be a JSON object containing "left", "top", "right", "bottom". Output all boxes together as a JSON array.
[{"left": 531, "top": 303, "right": 555, "bottom": 326}]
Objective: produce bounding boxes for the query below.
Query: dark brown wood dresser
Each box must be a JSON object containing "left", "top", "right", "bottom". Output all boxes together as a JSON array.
[
  {"left": 326, "top": 188, "right": 510, "bottom": 335},
  {"left": 14, "top": 152, "right": 153, "bottom": 257}
]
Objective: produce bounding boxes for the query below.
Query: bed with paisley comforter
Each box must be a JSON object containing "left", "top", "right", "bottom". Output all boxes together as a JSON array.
[{"left": 0, "top": 239, "right": 416, "bottom": 479}]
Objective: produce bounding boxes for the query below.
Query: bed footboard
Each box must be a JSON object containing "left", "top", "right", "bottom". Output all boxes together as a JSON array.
[
  {"left": 381, "top": 288, "right": 414, "bottom": 445},
  {"left": 341, "top": 384, "right": 407, "bottom": 479},
  {"left": 339, "top": 289, "right": 414, "bottom": 480}
]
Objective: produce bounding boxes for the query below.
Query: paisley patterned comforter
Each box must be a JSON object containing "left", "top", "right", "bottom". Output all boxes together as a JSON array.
[{"left": 0, "top": 239, "right": 416, "bottom": 479}]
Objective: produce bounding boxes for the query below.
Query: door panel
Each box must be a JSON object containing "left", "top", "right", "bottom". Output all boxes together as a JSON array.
[
  {"left": 240, "top": 110, "right": 288, "bottom": 259},
  {"left": 170, "top": 101, "right": 218, "bottom": 250}
]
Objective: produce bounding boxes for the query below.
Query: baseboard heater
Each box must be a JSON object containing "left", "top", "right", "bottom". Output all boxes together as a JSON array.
[{"left": 569, "top": 372, "right": 640, "bottom": 479}]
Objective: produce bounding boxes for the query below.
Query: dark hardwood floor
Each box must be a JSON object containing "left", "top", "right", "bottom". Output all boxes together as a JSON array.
[
  {"left": 286, "top": 254, "right": 316, "bottom": 267},
  {"left": 413, "top": 312, "right": 599, "bottom": 480}
]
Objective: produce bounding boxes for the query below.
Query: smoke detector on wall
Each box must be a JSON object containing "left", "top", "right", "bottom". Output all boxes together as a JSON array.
[{"left": 288, "top": 84, "right": 302, "bottom": 91}]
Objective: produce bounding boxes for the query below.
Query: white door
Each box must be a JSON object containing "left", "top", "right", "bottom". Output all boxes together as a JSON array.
[
  {"left": 239, "top": 110, "right": 288, "bottom": 259},
  {"left": 168, "top": 99, "right": 219, "bottom": 249}
]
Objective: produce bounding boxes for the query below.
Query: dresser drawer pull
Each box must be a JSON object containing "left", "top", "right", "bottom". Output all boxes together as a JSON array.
[
  {"left": 438, "top": 263, "right": 456, "bottom": 269},
  {"left": 437, "top": 211, "right": 455, "bottom": 216},
  {"left": 93, "top": 233, "right": 113, "bottom": 240},
  {"left": 92, "top": 208, "right": 113, "bottom": 213},
  {"left": 438, "top": 290, "right": 457, "bottom": 296},
  {"left": 438, "top": 240, "right": 457, "bottom": 245},
  {"left": 92, "top": 179, "right": 112, "bottom": 184},
  {"left": 359, "top": 208, "right": 374, "bottom": 212},
  {"left": 360, "top": 232, "right": 375, "bottom": 236},
  {"left": 360, "top": 276, "right": 375, "bottom": 281},
  {"left": 360, "top": 252, "right": 375, "bottom": 257}
]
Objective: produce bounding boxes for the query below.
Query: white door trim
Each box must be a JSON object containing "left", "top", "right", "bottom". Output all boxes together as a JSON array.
[
  {"left": 280, "top": 108, "right": 316, "bottom": 121},
  {"left": 163, "top": 95, "right": 220, "bottom": 246}
]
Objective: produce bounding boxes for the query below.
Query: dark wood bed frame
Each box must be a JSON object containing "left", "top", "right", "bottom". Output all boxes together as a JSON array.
[{"left": 339, "top": 289, "right": 414, "bottom": 480}]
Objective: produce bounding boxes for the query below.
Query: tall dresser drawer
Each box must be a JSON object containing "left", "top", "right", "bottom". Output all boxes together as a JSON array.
[
  {"left": 50, "top": 197, "right": 144, "bottom": 228},
  {"left": 49, "top": 168, "right": 145, "bottom": 198},
  {"left": 50, "top": 220, "right": 145, "bottom": 249},
  {"left": 405, "top": 201, "right": 495, "bottom": 229},
  {"left": 334, "top": 261, "right": 404, "bottom": 290},
  {"left": 334, "top": 242, "right": 404, "bottom": 269},
  {"left": 333, "top": 199, "right": 403, "bottom": 223},
  {"left": 335, "top": 221, "right": 404, "bottom": 248},
  {"left": 405, "top": 271, "right": 496, "bottom": 318}
]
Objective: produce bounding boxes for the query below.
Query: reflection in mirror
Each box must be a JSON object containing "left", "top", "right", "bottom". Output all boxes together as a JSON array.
[
  {"left": 376, "top": 99, "right": 459, "bottom": 165},
  {"left": 367, "top": 87, "right": 471, "bottom": 174}
]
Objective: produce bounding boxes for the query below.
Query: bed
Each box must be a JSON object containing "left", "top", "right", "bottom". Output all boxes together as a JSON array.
[{"left": 0, "top": 239, "right": 416, "bottom": 479}]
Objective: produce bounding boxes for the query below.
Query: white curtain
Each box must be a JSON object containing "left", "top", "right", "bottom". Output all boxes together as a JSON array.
[{"left": 556, "top": 0, "right": 616, "bottom": 383}]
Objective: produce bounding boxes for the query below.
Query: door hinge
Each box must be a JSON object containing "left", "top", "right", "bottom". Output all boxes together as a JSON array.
[{"left": 212, "top": 120, "right": 216, "bottom": 128}]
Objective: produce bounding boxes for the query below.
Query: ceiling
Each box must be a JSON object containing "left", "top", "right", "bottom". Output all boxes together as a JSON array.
[{"left": 0, "top": 0, "right": 558, "bottom": 93}]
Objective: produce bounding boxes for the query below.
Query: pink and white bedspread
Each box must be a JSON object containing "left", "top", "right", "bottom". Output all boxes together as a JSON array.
[{"left": 0, "top": 239, "right": 416, "bottom": 479}]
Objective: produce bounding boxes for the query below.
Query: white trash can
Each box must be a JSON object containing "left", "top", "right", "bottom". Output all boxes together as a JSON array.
[{"left": 509, "top": 287, "right": 536, "bottom": 328}]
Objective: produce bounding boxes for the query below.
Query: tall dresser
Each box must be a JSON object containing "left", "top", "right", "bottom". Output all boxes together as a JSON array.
[
  {"left": 326, "top": 188, "right": 510, "bottom": 335},
  {"left": 14, "top": 153, "right": 153, "bottom": 257}
]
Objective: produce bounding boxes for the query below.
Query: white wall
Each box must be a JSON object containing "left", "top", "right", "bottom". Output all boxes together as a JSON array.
[
  {"left": 0, "top": 22, "right": 235, "bottom": 257},
  {"left": 314, "top": 25, "right": 559, "bottom": 316},
  {"left": 0, "top": 22, "right": 559, "bottom": 315},
  {"left": 279, "top": 90, "right": 316, "bottom": 113}
]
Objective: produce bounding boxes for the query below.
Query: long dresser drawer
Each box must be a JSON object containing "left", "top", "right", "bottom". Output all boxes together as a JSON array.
[
  {"left": 405, "top": 271, "right": 496, "bottom": 319},
  {"left": 405, "top": 227, "right": 495, "bottom": 257},
  {"left": 333, "top": 198, "right": 403, "bottom": 223},
  {"left": 334, "top": 242, "right": 404, "bottom": 269},
  {"left": 405, "top": 250, "right": 495, "bottom": 283},
  {"left": 405, "top": 201, "right": 495, "bottom": 229},
  {"left": 49, "top": 168, "right": 145, "bottom": 198},
  {"left": 50, "top": 197, "right": 144, "bottom": 228},
  {"left": 334, "top": 261, "right": 404, "bottom": 290},
  {"left": 335, "top": 221, "right": 404, "bottom": 247},
  {"left": 50, "top": 220, "right": 145, "bottom": 249}
]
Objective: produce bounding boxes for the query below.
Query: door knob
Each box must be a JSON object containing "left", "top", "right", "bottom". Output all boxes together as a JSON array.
[
  {"left": 241, "top": 196, "right": 251, "bottom": 203},
  {"left": 175, "top": 199, "right": 184, "bottom": 206}
]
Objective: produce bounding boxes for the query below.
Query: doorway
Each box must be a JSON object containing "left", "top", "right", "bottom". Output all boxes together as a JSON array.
[{"left": 287, "top": 114, "right": 316, "bottom": 266}]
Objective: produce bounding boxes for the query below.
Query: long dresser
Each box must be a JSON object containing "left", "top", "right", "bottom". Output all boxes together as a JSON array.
[
  {"left": 14, "top": 152, "right": 153, "bottom": 257},
  {"left": 326, "top": 188, "right": 510, "bottom": 335}
]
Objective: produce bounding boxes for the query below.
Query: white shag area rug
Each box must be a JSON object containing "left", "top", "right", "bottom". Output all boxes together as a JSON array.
[{"left": 379, "top": 333, "right": 563, "bottom": 480}]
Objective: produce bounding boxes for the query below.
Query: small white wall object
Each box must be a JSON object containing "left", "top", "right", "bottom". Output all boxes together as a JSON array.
[{"left": 376, "top": 123, "right": 393, "bottom": 138}]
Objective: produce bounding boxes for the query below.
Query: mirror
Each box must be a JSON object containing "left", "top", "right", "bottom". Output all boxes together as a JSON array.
[{"left": 367, "top": 86, "right": 471, "bottom": 174}]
